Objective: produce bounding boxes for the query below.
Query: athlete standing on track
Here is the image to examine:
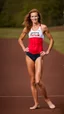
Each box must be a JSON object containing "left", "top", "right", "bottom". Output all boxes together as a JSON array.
[{"left": 18, "top": 9, "right": 55, "bottom": 110}]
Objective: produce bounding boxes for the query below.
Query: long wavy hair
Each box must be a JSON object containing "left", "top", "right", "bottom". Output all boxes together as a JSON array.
[{"left": 23, "top": 9, "right": 42, "bottom": 31}]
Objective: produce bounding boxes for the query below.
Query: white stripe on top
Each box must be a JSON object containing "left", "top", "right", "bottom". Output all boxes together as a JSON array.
[{"left": 28, "top": 26, "right": 44, "bottom": 39}]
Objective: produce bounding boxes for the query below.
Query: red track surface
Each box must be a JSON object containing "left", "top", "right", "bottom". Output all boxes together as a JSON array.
[{"left": 0, "top": 39, "right": 64, "bottom": 114}]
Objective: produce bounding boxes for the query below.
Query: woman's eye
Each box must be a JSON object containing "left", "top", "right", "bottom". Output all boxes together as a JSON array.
[
  {"left": 31, "top": 16, "right": 34, "bottom": 17},
  {"left": 31, "top": 16, "right": 37, "bottom": 18}
]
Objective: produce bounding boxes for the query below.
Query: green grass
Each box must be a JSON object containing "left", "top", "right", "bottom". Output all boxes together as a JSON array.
[
  {"left": 0, "top": 28, "right": 22, "bottom": 38},
  {"left": 45, "top": 31, "right": 64, "bottom": 54},
  {"left": 0, "top": 28, "right": 64, "bottom": 54}
]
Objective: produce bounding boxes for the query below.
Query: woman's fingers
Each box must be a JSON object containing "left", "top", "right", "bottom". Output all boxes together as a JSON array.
[
  {"left": 40, "top": 51, "right": 46, "bottom": 56},
  {"left": 40, "top": 51, "right": 49, "bottom": 57},
  {"left": 24, "top": 47, "right": 29, "bottom": 52}
]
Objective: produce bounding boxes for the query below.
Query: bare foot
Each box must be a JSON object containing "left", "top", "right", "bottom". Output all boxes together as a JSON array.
[
  {"left": 30, "top": 104, "right": 40, "bottom": 110},
  {"left": 45, "top": 99, "right": 55, "bottom": 109}
]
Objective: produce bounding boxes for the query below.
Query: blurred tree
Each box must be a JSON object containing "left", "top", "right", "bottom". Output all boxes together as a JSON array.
[
  {"left": 0, "top": 0, "right": 5, "bottom": 12},
  {"left": 0, "top": 0, "right": 64, "bottom": 27}
]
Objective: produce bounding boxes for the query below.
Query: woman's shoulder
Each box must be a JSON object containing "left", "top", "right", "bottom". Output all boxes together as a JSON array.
[
  {"left": 40, "top": 24, "right": 48, "bottom": 32},
  {"left": 22, "top": 27, "right": 28, "bottom": 33},
  {"left": 41, "top": 24, "right": 47, "bottom": 29}
]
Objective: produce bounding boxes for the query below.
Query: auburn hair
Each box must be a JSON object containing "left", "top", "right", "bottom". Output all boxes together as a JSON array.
[{"left": 22, "top": 9, "right": 42, "bottom": 31}]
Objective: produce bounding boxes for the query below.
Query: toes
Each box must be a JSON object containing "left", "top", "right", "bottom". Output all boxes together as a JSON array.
[
  {"left": 49, "top": 104, "right": 55, "bottom": 109},
  {"left": 30, "top": 104, "right": 40, "bottom": 110},
  {"left": 47, "top": 101, "right": 56, "bottom": 109}
]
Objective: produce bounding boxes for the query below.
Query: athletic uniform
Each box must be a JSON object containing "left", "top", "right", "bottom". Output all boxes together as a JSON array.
[{"left": 26, "top": 26, "right": 44, "bottom": 61}]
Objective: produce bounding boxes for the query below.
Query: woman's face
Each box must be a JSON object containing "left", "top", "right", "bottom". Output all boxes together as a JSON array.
[{"left": 30, "top": 12, "right": 39, "bottom": 24}]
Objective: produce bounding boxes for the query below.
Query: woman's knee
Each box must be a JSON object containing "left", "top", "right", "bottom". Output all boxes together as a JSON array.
[
  {"left": 36, "top": 81, "right": 40, "bottom": 86},
  {"left": 30, "top": 78, "right": 36, "bottom": 86},
  {"left": 36, "top": 80, "right": 43, "bottom": 87},
  {"left": 31, "top": 81, "right": 36, "bottom": 88},
  {"left": 35, "top": 74, "right": 41, "bottom": 85}
]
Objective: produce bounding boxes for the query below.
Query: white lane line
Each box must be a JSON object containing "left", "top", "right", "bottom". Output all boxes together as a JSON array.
[{"left": 0, "top": 95, "right": 64, "bottom": 97}]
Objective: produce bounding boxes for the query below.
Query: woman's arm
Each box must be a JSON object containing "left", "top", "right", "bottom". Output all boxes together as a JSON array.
[
  {"left": 41, "top": 24, "right": 54, "bottom": 55},
  {"left": 18, "top": 27, "right": 29, "bottom": 52},
  {"left": 44, "top": 25, "right": 54, "bottom": 54}
]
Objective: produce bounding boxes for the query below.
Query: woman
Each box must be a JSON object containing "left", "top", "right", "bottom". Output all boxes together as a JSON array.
[{"left": 18, "top": 9, "right": 55, "bottom": 110}]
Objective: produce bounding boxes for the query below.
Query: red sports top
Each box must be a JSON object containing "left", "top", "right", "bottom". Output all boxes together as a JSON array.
[{"left": 28, "top": 26, "right": 44, "bottom": 54}]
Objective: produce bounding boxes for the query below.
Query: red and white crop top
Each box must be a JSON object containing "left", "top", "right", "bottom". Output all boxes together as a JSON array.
[{"left": 28, "top": 26, "right": 44, "bottom": 54}]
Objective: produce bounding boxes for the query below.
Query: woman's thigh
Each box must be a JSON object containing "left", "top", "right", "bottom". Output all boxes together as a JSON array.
[
  {"left": 35, "top": 57, "right": 43, "bottom": 83},
  {"left": 25, "top": 55, "right": 35, "bottom": 82}
]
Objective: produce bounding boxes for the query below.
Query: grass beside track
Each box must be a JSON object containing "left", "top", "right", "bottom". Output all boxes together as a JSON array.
[{"left": 0, "top": 28, "right": 64, "bottom": 54}]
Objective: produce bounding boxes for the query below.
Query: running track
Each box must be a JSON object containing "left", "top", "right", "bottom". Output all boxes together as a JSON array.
[{"left": 0, "top": 39, "right": 64, "bottom": 114}]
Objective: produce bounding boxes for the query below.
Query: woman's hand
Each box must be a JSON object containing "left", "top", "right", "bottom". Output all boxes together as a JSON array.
[
  {"left": 24, "top": 47, "right": 29, "bottom": 52},
  {"left": 40, "top": 50, "right": 49, "bottom": 57}
]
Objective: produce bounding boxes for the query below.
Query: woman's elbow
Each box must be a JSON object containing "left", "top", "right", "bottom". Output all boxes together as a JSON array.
[
  {"left": 18, "top": 38, "right": 21, "bottom": 44},
  {"left": 51, "top": 38, "right": 54, "bottom": 47},
  {"left": 52, "top": 39, "right": 54, "bottom": 45}
]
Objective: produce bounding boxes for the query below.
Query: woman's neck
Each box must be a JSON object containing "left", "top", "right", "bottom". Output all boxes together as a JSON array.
[
  {"left": 31, "top": 23, "right": 40, "bottom": 31},
  {"left": 32, "top": 23, "right": 40, "bottom": 28}
]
